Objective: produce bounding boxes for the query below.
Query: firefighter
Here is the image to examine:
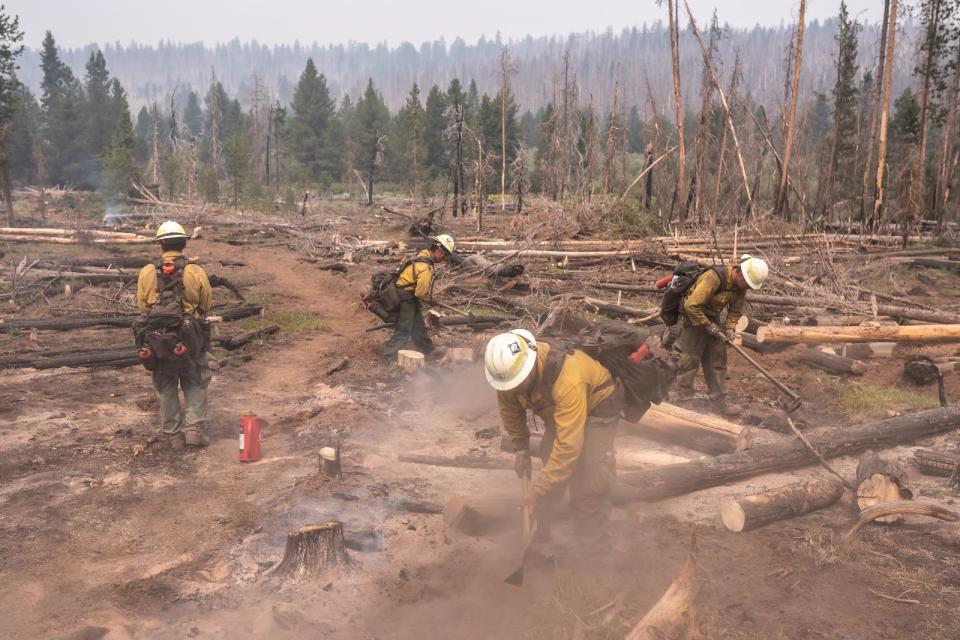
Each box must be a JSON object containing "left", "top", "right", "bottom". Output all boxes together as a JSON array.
[
  {"left": 674, "top": 255, "right": 768, "bottom": 416},
  {"left": 382, "top": 234, "right": 455, "bottom": 361},
  {"left": 136, "top": 221, "right": 213, "bottom": 449},
  {"left": 484, "top": 329, "right": 622, "bottom": 548}
]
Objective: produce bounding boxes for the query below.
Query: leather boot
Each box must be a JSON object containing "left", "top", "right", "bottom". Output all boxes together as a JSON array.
[
  {"left": 710, "top": 397, "right": 742, "bottom": 419},
  {"left": 184, "top": 427, "right": 210, "bottom": 448},
  {"left": 166, "top": 432, "right": 186, "bottom": 450}
]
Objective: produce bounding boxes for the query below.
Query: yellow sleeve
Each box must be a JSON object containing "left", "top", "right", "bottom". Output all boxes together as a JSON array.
[
  {"left": 726, "top": 290, "right": 746, "bottom": 330},
  {"left": 184, "top": 266, "right": 213, "bottom": 314},
  {"left": 497, "top": 391, "right": 530, "bottom": 452},
  {"left": 414, "top": 262, "right": 434, "bottom": 302},
  {"left": 532, "top": 380, "right": 588, "bottom": 497},
  {"left": 136, "top": 264, "right": 156, "bottom": 314},
  {"left": 683, "top": 269, "right": 720, "bottom": 327}
]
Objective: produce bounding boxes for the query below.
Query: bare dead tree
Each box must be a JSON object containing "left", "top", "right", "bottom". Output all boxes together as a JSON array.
[
  {"left": 449, "top": 103, "right": 467, "bottom": 217},
  {"left": 860, "top": 0, "right": 891, "bottom": 225},
  {"left": 692, "top": 12, "right": 721, "bottom": 223},
  {"left": 581, "top": 94, "right": 598, "bottom": 202},
  {"left": 873, "top": 0, "right": 900, "bottom": 230},
  {"left": 209, "top": 67, "right": 223, "bottom": 180},
  {"left": 665, "top": 0, "right": 687, "bottom": 227},
  {"left": 499, "top": 47, "right": 517, "bottom": 212},
  {"left": 511, "top": 145, "right": 528, "bottom": 213},
  {"left": 149, "top": 101, "right": 160, "bottom": 187},
  {"left": 937, "top": 43, "right": 960, "bottom": 213},
  {"left": 774, "top": 0, "right": 807, "bottom": 220}
]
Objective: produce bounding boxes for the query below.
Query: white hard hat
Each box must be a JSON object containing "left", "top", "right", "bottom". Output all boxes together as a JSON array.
[
  {"left": 740, "top": 256, "right": 768, "bottom": 290},
  {"left": 155, "top": 220, "right": 189, "bottom": 242},
  {"left": 432, "top": 234, "right": 456, "bottom": 255},
  {"left": 484, "top": 329, "right": 537, "bottom": 391}
]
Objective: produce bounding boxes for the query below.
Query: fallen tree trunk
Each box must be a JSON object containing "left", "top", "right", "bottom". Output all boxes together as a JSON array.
[
  {"left": 912, "top": 448, "right": 960, "bottom": 477},
  {"left": 749, "top": 294, "right": 960, "bottom": 325},
  {"left": 615, "top": 404, "right": 960, "bottom": 503},
  {"left": 582, "top": 297, "right": 660, "bottom": 322},
  {"left": 0, "top": 234, "right": 152, "bottom": 245},
  {"left": 795, "top": 348, "right": 867, "bottom": 375},
  {"left": 841, "top": 342, "right": 897, "bottom": 359},
  {"left": 721, "top": 476, "right": 845, "bottom": 532},
  {"left": 219, "top": 324, "right": 280, "bottom": 350},
  {"left": 909, "top": 258, "right": 960, "bottom": 272},
  {"left": 757, "top": 324, "right": 960, "bottom": 345},
  {"left": 0, "top": 347, "right": 140, "bottom": 370},
  {"left": 1, "top": 304, "right": 262, "bottom": 333},
  {"left": 631, "top": 403, "right": 752, "bottom": 454}
]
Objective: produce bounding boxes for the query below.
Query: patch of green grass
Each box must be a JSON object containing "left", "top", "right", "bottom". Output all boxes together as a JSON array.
[
  {"left": 827, "top": 378, "right": 940, "bottom": 420},
  {"left": 463, "top": 305, "right": 505, "bottom": 318},
  {"left": 240, "top": 309, "right": 327, "bottom": 334}
]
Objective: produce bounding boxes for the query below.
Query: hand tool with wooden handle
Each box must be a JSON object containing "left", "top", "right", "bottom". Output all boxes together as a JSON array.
[{"left": 726, "top": 316, "right": 803, "bottom": 412}]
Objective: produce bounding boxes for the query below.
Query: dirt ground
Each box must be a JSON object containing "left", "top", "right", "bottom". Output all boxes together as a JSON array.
[{"left": 4, "top": 209, "right": 960, "bottom": 639}]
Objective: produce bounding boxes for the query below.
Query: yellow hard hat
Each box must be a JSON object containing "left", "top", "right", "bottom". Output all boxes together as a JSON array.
[
  {"left": 155, "top": 220, "right": 188, "bottom": 241},
  {"left": 432, "top": 234, "right": 456, "bottom": 255},
  {"left": 484, "top": 329, "right": 537, "bottom": 391}
]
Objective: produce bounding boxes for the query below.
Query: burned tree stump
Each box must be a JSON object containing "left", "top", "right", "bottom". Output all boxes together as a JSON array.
[
  {"left": 397, "top": 350, "right": 424, "bottom": 373},
  {"left": 271, "top": 522, "right": 350, "bottom": 579},
  {"left": 319, "top": 446, "right": 341, "bottom": 479},
  {"left": 856, "top": 451, "right": 913, "bottom": 523},
  {"left": 904, "top": 355, "right": 941, "bottom": 385},
  {"left": 721, "top": 476, "right": 845, "bottom": 532}
]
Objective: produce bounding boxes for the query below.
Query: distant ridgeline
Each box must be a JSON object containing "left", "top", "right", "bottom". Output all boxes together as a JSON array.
[{"left": 17, "top": 19, "right": 915, "bottom": 115}]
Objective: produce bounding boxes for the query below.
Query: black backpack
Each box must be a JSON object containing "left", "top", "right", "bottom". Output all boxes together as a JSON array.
[
  {"left": 362, "top": 255, "right": 434, "bottom": 322},
  {"left": 542, "top": 321, "right": 679, "bottom": 423},
  {"left": 659, "top": 262, "right": 726, "bottom": 326},
  {"left": 132, "top": 257, "right": 208, "bottom": 372}
]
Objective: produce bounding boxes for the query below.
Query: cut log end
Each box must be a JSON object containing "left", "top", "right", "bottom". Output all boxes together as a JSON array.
[
  {"left": 721, "top": 502, "right": 747, "bottom": 533},
  {"left": 397, "top": 350, "right": 424, "bottom": 374},
  {"left": 270, "top": 522, "right": 350, "bottom": 579}
]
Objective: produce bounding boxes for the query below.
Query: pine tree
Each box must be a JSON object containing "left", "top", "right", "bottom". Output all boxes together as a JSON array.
[
  {"left": 820, "top": 1, "right": 861, "bottom": 215},
  {"left": 8, "top": 83, "right": 36, "bottom": 184},
  {"left": 393, "top": 83, "right": 425, "bottom": 196},
  {"left": 288, "top": 58, "right": 337, "bottom": 183},
  {"left": 224, "top": 129, "right": 249, "bottom": 206},
  {"left": 0, "top": 6, "right": 22, "bottom": 222},
  {"left": 627, "top": 106, "right": 644, "bottom": 153},
  {"left": 351, "top": 78, "right": 390, "bottom": 205},
  {"left": 103, "top": 80, "right": 138, "bottom": 195},
  {"left": 39, "top": 31, "right": 87, "bottom": 187},
  {"left": 423, "top": 84, "right": 447, "bottom": 177},
  {"left": 183, "top": 90, "right": 203, "bottom": 137},
  {"left": 84, "top": 50, "right": 112, "bottom": 166},
  {"left": 133, "top": 105, "right": 150, "bottom": 164}
]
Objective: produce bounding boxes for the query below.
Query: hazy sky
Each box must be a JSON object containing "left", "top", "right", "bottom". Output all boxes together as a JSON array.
[{"left": 11, "top": 1, "right": 883, "bottom": 49}]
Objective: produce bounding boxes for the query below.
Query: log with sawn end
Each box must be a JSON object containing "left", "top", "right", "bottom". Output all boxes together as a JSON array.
[
  {"left": 629, "top": 403, "right": 753, "bottom": 455},
  {"left": 757, "top": 324, "right": 960, "bottom": 345},
  {"left": 615, "top": 404, "right": 960, "bottom": 503},
  {"left": 721, "top": 475, "right": 844, "bottom": 532},
  {"left": 795, "top": 347, "right": 867, "bottom": 375}
]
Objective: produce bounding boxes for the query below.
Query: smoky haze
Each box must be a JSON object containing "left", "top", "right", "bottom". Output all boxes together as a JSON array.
[{"left": 12, "top": 0, "right": 881, "bottom": 48}]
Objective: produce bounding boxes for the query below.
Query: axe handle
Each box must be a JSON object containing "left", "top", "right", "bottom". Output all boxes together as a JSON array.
[{"left": 726, "top": 337, "right": 802, "bottom": 404}]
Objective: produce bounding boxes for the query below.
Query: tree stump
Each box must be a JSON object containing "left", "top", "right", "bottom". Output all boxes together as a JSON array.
[
  {"left": 856, "top": 452, "right": 913, "bottom": 523},
  {"left": 270, "top": 522, "right": 350, "bottom": 579},
  {"left": 443, "top": 347, "right": 475, "bottom": 363},
  {"left": 319, "top": 446, "right": 341, "bottom": 479},
  {"left": 721, "top": 476, "right": 844, "bottom": 532},
  {"left": 904, "top": 355, "right": 942, "bottom": 385},
  {"left": 397, "top": 350, "right": 424, "bottom": 374}
]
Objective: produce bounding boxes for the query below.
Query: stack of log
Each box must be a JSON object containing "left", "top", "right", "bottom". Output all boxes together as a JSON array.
[{"left": 0, "top": 227, "right": 153, "bottom": 244}]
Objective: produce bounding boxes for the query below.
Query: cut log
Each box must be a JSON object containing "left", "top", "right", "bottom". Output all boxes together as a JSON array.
[
  {"left": 631, "top": 402, "right": 753, "bottom": 455},
  {"left": 398, "top": 453, "right": 514, "bottom": 470},
  {"left": 913, "top": 448, "right": 960, "bottom": 477},
  {"left": 721, "top": 476, "right": 844, "bottom": 533},
  {"left": 757, "top": 324, "right": 960, "bottom": 345},
  {"left": 625, "top": 540, "right": 698, "bottom": 640},
  {"left": 855, "top": 451, "right": 913, "bottom": 523},
  {"left": 795, "top": 348, "right": 867, "bottom": 375},
  {"left": 740, "top": 332, "right": 792, "bottom": 354},
  {"left": 748, "top": 293, "right": 960, "bottom": 324},
  {"left": 269, "top": 522, "right": 350, "bottom": 579},
  {"left": 844, "top": 501, "right": 960, "bottom": 542},
  {"left": 0, "top": 347, "right": 140, "bottom": 370},
  {"left": 442, "top": 495, "right": 519, "bottom": 536},
  {"left": 397, "top": 349, "right": 424, "bottom": 373},
  {"left": 442, "top": 347, "right": 475, "bottom": 363},
  {"left": 841, "top": 342, "right": 896, "bottom": 359},
  {"left": 615, "top": 404, "right": 960, "bottom": 503},
  {"left": 218, "top": 324, "right": 279, "bottom": 350},
  {"left": 0, "top": 315, "right": 136, "bottom": 332}
]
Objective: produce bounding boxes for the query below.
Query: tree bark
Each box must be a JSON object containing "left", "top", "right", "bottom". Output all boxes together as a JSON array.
[
  {"left": 912, "top": 448, "right": 960, "bottom": 477},
  {"left": 873, "top": 0, "right": 899, "bottom": 229},
  {"left": 774, "top": 0, "right": 806, "bottom": 219},
  {"left": 795, "top": 348, "right": 868, "bottom": 375},
  {"left": 631, "top": 402, "right": 753, "bottom": 455},
  {"left": 616, "top": 404, "right": 960, "bottom": 503},
  {"left": 861, "top": 0, "right": 891, "bottom": 223},
  {"left": 757, "top": 323, "right": 960, "bottom": 345},
  {"left": 721, "top": 475, "right": 844, "bottom": 532},
  {"left": 270, "top": 522, "right": 350, "bottom": 579},
  {"left": 667, "top": 0, "right": 687, "bottom": 228}
]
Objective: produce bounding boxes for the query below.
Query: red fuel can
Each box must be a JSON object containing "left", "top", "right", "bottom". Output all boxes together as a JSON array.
[{"left": 239, "top": 415, "right": 262, "bottom": 463}]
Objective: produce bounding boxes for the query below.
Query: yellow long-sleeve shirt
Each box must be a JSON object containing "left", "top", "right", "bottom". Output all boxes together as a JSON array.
[
  {"left": 682, "top": 267, "right": 745, "bottom": 330},
  {"left": 394, "top": 250, "right": 436, "bottom": 303},
  {"left": 136, "top": 250, "right": 213, "bottom": 315},
  {"left": 497, "top": 342, "right": 616, "bottom": 497}
]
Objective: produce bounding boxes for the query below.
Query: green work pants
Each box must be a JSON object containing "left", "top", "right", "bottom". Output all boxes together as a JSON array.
[
  {"left": 675, "top": 321, "right": 727, "bottom": 399},
  {"left": 538, "top": 397, "right": 620, "bottom": 547},
  {"left": 151, "top": 352, "right": 213, "bottom": 435},
  {"left": 383, "top": 298, "right": 434, "bottom": 359}
]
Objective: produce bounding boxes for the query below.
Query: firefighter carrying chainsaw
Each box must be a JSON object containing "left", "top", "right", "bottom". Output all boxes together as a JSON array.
[
  {"left": 484, "top": 324, "right": 676, "bottom": 550},
  {"left": 657, "top": 254, "right": 769, "bottom": 417},
  {"left": 134, "top": 221, "right": 213, "bottom": 449},
  {"left": 362, "top": 234, "right": 455, "bottom": 362}
]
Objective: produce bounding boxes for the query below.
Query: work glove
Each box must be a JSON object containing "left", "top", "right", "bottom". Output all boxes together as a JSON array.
[
  {"left": 723, "top": 328, "right": 737, "bottom": 341},
  {"left": 703, "top": 322, "right": 724, "bottom": 339},
  {"left": 514, "top": 451, "right": 532, "bottom": 480}
]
